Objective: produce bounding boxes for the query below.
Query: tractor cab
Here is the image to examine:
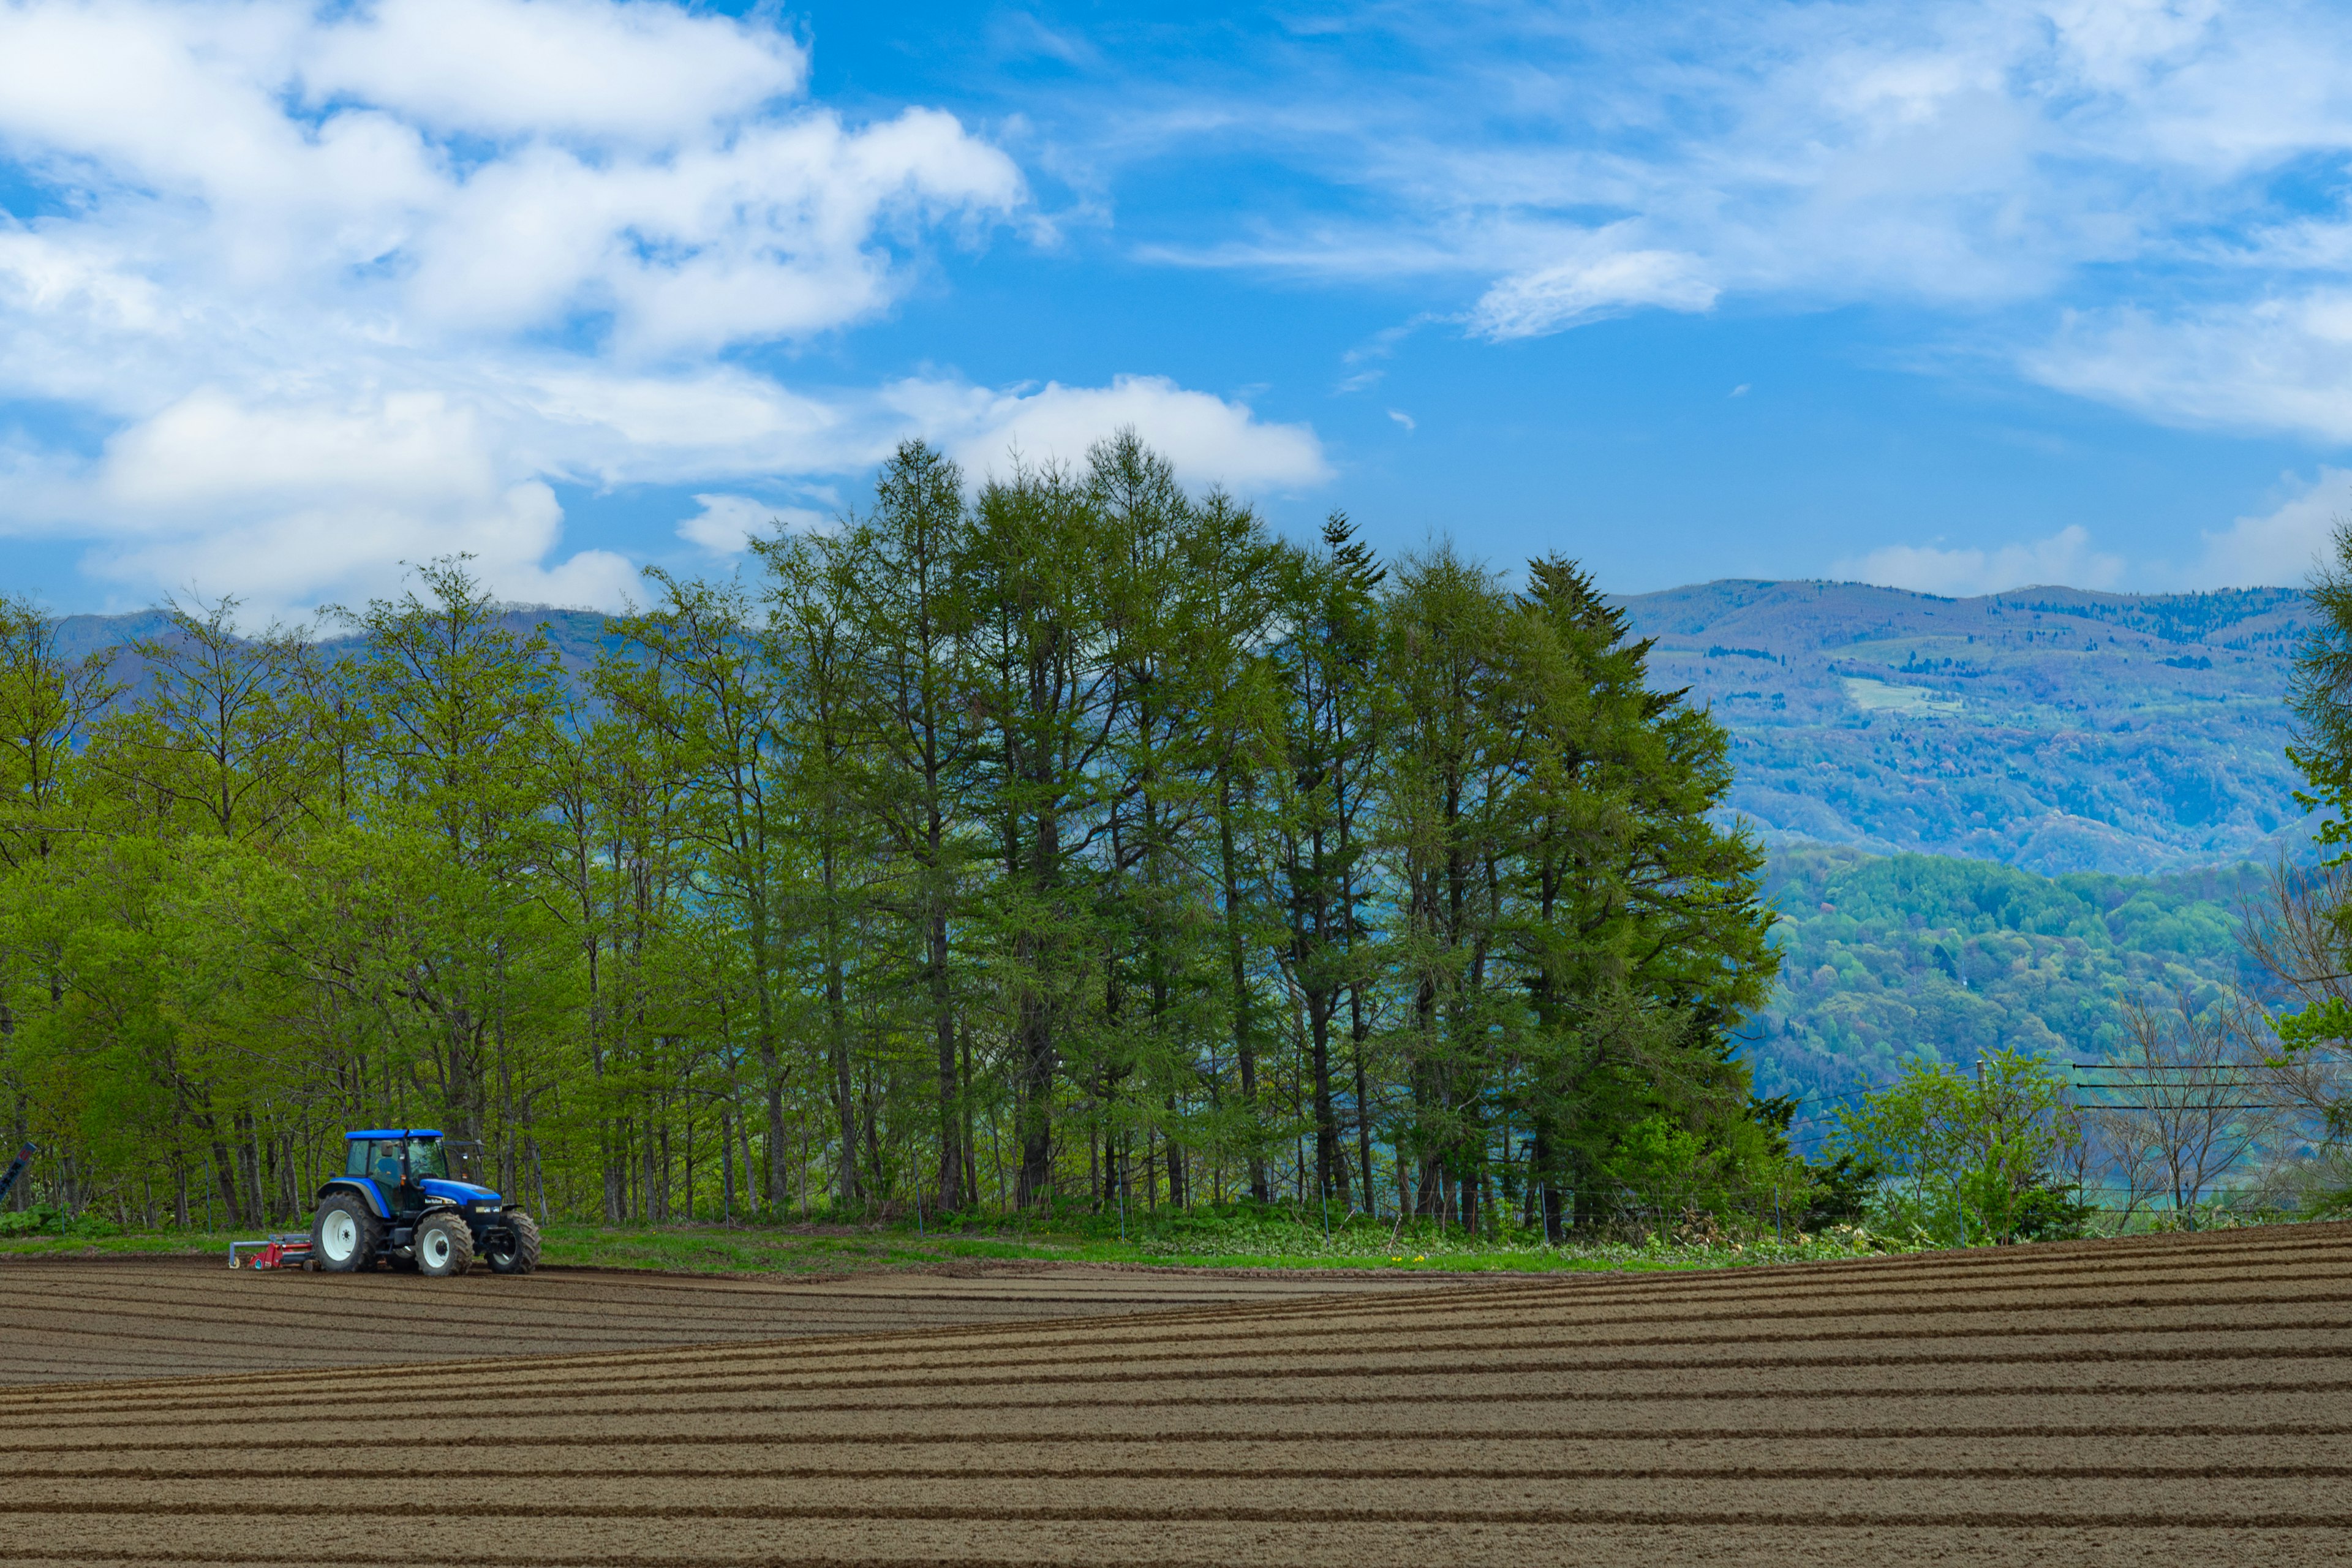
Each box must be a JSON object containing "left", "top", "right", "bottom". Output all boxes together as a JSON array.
[
  {"left": 310, "top": 1128, "right": 542, "bottom": 1278},
  {"left": 340, "top": 1129, "right": 499, "bottom": 1216}
]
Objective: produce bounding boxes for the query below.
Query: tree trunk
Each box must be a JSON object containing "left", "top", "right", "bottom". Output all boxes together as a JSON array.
[
  {"left": 930, "top": 908, "right": 963, "bottom": 1210},
  {"left": 1219, "top": 783, "right": 1267, "bottom": 1202}
]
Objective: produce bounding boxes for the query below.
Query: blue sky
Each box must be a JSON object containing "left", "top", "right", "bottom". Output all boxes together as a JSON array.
[{"left": 4, "top": 0, "right": 2351, "bottom": 617}]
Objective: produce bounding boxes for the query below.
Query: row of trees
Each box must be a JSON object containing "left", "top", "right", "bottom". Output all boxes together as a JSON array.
[{"left": 0, "top": 432, "right": 1787, "bottom": 1235}]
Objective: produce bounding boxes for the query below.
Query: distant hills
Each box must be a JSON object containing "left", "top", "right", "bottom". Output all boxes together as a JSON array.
[
  {"left": 1618, "top": 580, "right": 2314, "bottom": 876},
  {"left": 1748, "top": 846, "right": 2263, "bottom": 1144},
  {"left": 59, "top": 580, "right": 2317, "bottom": 878}
]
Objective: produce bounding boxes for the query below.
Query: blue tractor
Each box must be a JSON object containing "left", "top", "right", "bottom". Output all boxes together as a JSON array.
[{"left": 308, "top": 1129, "right": 541, "bottom": 1277}]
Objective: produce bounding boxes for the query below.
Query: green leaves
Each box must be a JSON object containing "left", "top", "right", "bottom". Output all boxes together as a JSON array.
[
  {"left": 0, "top": 440, "right": 1790, "bottom": 1239},
  {"left": 2274, "top": 995, "right": 2352, "bottom": 1050},
  {"left": 1830, "top": 1049, "right": 2079, "bottom": 1245}
]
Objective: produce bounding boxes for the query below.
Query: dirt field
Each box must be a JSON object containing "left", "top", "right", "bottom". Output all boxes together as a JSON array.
[
  {"left": 4, "top": 1225, "right": 2350, "bottom": 1566},
  {"left": 0, "top": 1255, "right": 1444, "bottom": 1381}
]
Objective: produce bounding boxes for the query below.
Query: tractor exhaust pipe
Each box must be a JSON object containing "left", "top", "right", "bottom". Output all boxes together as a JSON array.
[{"left": 0, "top": 1144, "right": 36, "bottom": 1207}]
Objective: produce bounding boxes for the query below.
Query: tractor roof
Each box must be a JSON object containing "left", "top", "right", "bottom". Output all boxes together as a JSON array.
[{"left": 343, "top": 1128, "right": 443, "bottom": 1140}]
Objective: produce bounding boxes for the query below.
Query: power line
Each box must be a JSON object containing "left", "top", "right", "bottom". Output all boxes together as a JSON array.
[{"left": 2070, "top": 1102, "right": 2299, "bottom": 1112}]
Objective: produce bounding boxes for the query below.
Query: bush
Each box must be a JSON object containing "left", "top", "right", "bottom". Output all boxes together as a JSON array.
[
  {"left": 0, "top": 1205, "right": 121, "bottom": 1239},
  {"left": 0, "top": 1204, "right": 61, "bottom": 1237},
  {"left": 1800, "top": 1153, "right": 1879, "bottom": 1229},
  {"left": 2010, "top": 1185, "right": 2096, "bottom": 1242}
]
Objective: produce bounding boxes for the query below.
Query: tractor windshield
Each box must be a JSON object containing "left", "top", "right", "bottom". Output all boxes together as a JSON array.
[{"left": 405, "top": 1138, "right": 447, "bottom": 1180}]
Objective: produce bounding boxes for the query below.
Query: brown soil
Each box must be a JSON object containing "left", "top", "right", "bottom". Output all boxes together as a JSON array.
[
  {"left": 4, "top": 1227, "right": 2350, "bottom": 1564},
  {"left": 0, "top": 1255, "right": 1444, "bottom": 1383}
]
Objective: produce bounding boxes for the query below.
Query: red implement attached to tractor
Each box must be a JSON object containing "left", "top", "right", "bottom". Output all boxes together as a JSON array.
[{"left": 229, "top": 1232, "right": 314, "bottom": 1270}]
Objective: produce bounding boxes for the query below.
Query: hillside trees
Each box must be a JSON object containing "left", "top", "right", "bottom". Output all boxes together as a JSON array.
[{"left": 0, "top": 431, "right": 1784, "bottom": 1234}]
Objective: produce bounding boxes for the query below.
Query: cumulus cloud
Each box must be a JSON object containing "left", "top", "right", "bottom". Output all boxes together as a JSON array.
[
  {"left": 2192, "top": 468, "right": 2352, "bottom": 588},
  {"left": 896, "top": 374, "right": 1330, "bottom": 491},
  {"left": 0, "top": 0, "right": 1011, "bottom": 363},
  {"left": 677, "top": 494, "right": 829, "bottom": 554},
  {"left": 0, "top": 0, "right": 1055, "bottom": 612},
  {"left": 66, "top": 387, "right": 641, "bottom": 612},
  {"left": 1833, "top": 526, "right": 2125, "bottom": 597},
  {"left": 298, "top": 0, "right": 808, "bottom": 142}
]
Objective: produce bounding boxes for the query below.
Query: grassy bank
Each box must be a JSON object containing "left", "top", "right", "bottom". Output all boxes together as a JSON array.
[{"left": 0, "top": 1202, "right": 1912, "bottom": 1275}]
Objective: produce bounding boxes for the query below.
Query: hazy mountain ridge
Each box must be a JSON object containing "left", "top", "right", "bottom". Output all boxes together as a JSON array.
[
  {"left": 1618, "top": 579, "right": 2313, "bottom": 875},
  {"left": 57, "top": 581, "right": 2313, "bottom": 878}
]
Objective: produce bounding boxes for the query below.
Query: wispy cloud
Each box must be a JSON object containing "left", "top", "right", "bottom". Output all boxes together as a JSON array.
[
  {"left": 1039, "top": 1, "right": 2352, "bottom": 438},
  {"left": 1469, "top": 247, "right": 1717, "bottom": 339}
]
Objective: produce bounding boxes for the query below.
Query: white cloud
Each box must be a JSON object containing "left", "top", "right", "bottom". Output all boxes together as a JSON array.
[
  {"left": 1833, "top": 525, "right": 2125, "bottom": 597},
  {"left": 2026, "top": 293, "right": 2352, "bottom": 444},
  {"left": 1470, "top": 248, "right": 1717, "bottom": 340},
  {"left": 1109, "top": 0, "right": 2352, "bottom": 434},
  {"left": 677, "top": 494, "right": 828, "bottom": 554},
  {"left": 2193, "top": 467, "right": 2352, "bottom": 588},
  {"left": 298, "top": 0, "right": 808, "bottom": 143},
  {"left": 69, "top": 387, "right": 642, "bottom": 614},
  {"left": 899, "top": 374, "right": 1330, "bottom": 492},
  {"left": 7, "top": 360, "right": 1325, "bottom": 616},
  {"left": 1388, "top": 409, "right": 1415, "bottom": 431},
  {"left": 0, "top": 0, "right": 1057, "bottom": 611}
]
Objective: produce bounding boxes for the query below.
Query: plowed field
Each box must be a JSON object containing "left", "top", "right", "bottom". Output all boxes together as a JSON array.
[
  {"left": 6, "top": 1225, "right": 2351, "bottom": 1566},
  {"left": 0, "top": 1256, "right": 1440, "bottom": 1381}
]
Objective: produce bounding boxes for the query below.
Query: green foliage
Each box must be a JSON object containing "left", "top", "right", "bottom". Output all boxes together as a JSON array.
[
  {"left": 1797, "top": 1150, "right": 1879, "bottom": 1228},
  {"left": 1749, "top": 847, "right": 2261, "bottom": 1109},
  {"left": 1830, "top": 1049, "right": 2080, "bottom": 1245},
  {"left": 2009, "top": 1183, "right": 2097, "bottom": 1242},
  {"left": 0, "top": 1203, "right": 121, "bottom": 1238},
  {"left": 0, "top": 434, "right": 1779, "bottom": 1243},
  {"left": 2274, "top": 995, "right": 2352, "bottom": 1047}
]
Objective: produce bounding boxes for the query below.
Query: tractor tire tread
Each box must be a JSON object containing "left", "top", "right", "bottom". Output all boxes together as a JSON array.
[
  {"left": 415, "top": 1208, "right": 474, "bottom": 1277},
  {"left": 488, "top": 1208, "right": 543, "bottom": 1275},
  {"left": 310, "top": 1191, "right": 382, "bottom": 1273}
]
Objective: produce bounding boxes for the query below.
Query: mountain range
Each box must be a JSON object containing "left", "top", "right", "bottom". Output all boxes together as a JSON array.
[
  {"left": 55, "top": 580, "right": 2317, "bottom": 881},
  {"left": 1618, "top": 579, "right": 2313, "bottom": 876}
]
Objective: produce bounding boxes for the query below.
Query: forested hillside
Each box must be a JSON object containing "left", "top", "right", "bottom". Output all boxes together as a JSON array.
[
  {"left": 0, "top": 435, "right": 1785, "bottom": 1237},
  {"left": 1619, "top": 580, "right": 2311, "bottom": 875},
  {"left": 1747, "top": 846, "right": 2262, "bottom": 1144}
]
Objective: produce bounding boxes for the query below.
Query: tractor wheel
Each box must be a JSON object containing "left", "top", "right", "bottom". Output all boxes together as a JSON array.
[
  {"left": 484, "top": 1210, "right": 543, "bottom": 1276},
  {"left": 414, "top": 1210, "right": 475, "bottom": 1278},
  {"left": 311, "top": 1193, "right": 380, "bottom": 1273}
]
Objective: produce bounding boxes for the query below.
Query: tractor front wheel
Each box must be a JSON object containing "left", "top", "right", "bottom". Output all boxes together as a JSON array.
[
  {"left": 311, "top": 1193, "right": 380, "bottom": 1273},
  {"left": 414, "top": 1211, "right": 475, "bottom": 1278},
  {"left": 484, "top": 1210, "right": 542, "bottom": 1276}
]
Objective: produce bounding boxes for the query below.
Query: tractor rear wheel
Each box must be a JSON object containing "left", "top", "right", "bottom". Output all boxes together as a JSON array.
[
  {"left": 484, "top": 1210, "right": 542, "bottom": 1275},
  {"left": 414, "top": 1210, "right": 475, "bottom": 1278},
  {"left": 311, "top": 1193, "right": 380, "bottom": 1273}
]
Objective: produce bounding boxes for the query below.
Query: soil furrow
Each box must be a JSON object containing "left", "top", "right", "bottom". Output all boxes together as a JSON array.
[{"left": 12, "top": 1229, "right": 2352, "bottom": 1566}]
